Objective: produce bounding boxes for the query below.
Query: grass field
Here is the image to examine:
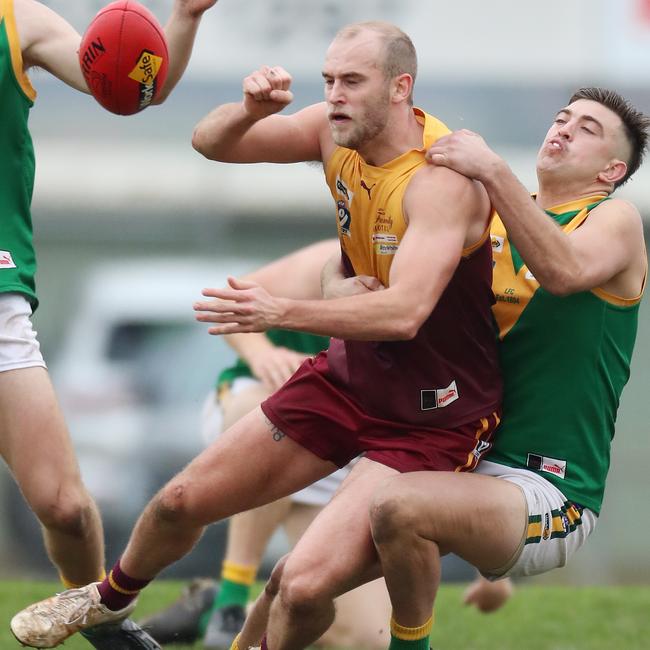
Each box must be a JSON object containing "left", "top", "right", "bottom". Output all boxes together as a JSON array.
[{"left": 1, "top": 581, "right": 649, "bottom": 650}]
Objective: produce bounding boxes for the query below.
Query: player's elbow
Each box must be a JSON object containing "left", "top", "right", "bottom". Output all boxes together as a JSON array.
[
  {"left": 191, "top": 125, "right": 215, "bottom": 159},
  {"left": 388, "top": 305, "right": 429, "bottom": 340},
  {"left": 392, "top": 318, "right": 420, "bottom": 340},
  {"left": 536, "top": 268, "right": 582, "bottom": 297}
]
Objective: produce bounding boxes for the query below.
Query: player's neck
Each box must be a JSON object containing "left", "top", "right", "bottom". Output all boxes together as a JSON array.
[
  {"left": 359, "top": 108, "right": 423, "bottom": 167},
  {"left": 536, "top": 178, "right": 609, "bottom": 210}
]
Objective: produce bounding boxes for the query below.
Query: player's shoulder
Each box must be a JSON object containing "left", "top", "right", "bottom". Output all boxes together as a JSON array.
[
  {"left": 589, "top": 196, "right": 643, "bottom": 231},
  {"left": 407, "top": 163, "right": 483, "bottom": 212}
]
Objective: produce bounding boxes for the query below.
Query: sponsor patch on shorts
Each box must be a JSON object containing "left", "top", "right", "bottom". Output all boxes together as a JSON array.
[
  {"left": 420, "top": 380, "right": 459, "bottom": 410},
  {"left": 0, "top": 251, "right": 17, "bottom": 269},
  {"left": 526, "top": 453, "right": 567, "bottom": 479}
]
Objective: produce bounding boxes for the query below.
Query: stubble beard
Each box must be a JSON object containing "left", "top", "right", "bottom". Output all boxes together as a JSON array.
[{"left": 332, "top": 89, "right": 390, "bottom": 151}]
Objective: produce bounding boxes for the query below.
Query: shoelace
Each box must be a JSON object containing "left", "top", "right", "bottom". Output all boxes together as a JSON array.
[{"left": 42, "top": 588, "right": 96, "bottom": 626}]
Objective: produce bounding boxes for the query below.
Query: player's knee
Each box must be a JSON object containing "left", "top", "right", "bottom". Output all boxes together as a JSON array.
[
  {"left": 369, "top": 482, "right": 418, "bottom": 546},
  {"left": 32, "top": 488, "right": 92, "bottom": 537},
  {"left": 153, "top": 479, "right": 195, "bottom": 525},
  {"left": 277, "top": 563, "right": 330, "bottom": 617},
  {"left": 264, "top": 554, "right": 289, "bottom": 598}
]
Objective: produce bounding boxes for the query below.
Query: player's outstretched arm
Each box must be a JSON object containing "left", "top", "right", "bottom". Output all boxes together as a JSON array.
[
  {"left": 153, "top": 0, "right": 218, "bottom": 104},
  {"left": 194, "top": 167, "right": 488, "bottom": 340},
  {"left": 192, "top": 66, "right": 331, "bottom": 163},
  {"left": 428, "top": 130, "right": 646, "bottom": 297},
  {"left": 15, "top": 0, "right": 88, "bottom": 92}
]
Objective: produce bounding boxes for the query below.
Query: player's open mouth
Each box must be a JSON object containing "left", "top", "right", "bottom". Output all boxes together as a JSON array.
[{"left": 329, "top": 112, "right": 351, "bottom": 123}]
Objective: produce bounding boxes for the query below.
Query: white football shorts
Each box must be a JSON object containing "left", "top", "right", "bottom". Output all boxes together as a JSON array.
[
  {"left": 476, "top": 460, "right": 597, "bottom": 579},
  {"left": 0, "top": 293, "right": 46, "bottom": 372}
]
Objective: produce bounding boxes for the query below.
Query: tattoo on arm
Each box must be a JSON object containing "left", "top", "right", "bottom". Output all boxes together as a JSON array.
[{"left": 265, "top": 417, "right": 286, "bottom": 442}]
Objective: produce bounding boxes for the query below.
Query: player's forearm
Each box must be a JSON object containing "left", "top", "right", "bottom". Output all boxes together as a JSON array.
[
  {"left": 481, "top": 161, "right": 580, "bottom": 294},
  {"left": 224, "top": 332, "right": 274, "bottom": 365},
  {"left": 192, "top": 102, "right": 259, "bottom": 161},
  {"left": 277, "top": 289, "right": 429, "bottom": 341}
]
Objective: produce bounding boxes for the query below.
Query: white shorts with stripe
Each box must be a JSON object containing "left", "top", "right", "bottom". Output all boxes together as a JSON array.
[
  {"left": 476, "top": 460, "right": 598, "bottom": 579},
  {"left": 200, "top": 377, "right": 351, "bottom": 507},
  {"left": 0, "top": 294, "right": 46, "bottom": 372}
]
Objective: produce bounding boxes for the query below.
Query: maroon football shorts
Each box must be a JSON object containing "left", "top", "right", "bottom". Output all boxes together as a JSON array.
[{"left": 261, "top": 353, "right": 501, "bottom": 474}]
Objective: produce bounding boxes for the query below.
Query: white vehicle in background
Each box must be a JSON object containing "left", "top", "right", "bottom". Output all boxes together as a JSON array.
[{"left": 5, "top": 257, "right": 258, "bottom": 577}]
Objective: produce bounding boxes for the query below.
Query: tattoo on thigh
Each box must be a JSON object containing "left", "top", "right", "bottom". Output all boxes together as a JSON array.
[{"left": 265, "top": 417, "right": 286, "bottom": 442}]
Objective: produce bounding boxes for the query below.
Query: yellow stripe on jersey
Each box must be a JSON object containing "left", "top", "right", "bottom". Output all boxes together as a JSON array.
[
  {"left": 1, "top": 0, "right": 36, "bottom": 101},
  {"left": 462, "top": 210, "right": 495, "bottom": 258},
  {"left": 591, "top": 259, "right": 646, "bottom": 306}
]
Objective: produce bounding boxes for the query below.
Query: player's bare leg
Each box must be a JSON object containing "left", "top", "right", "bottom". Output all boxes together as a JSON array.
[
  {"left": 0, "top": 368, "right": 104, "bottom": 585},
  {"left": 11, "top": 406, "right": 339, "bottom": 648},
  {"left": 263, "top": 458, "right": 396, "bottom": 650},
  {"left": 233, "top": 555, "right": 288, "bottom": 650},
  {"left": 118, "top": 406, "right": 338, "bottom": 579},
  {"left": 282, "top": 502, "right": 390, "bottom": 649},
  {"left": 217, "top": 383, "right": 293, "bottom": 586},
  {"left": 370, "top": 471, "right": 526, "bottom": 642}
]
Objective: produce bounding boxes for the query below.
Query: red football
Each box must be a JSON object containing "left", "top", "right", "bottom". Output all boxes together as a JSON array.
[{"left": 79, "top": 0, "right": 169, "bottom": 115}]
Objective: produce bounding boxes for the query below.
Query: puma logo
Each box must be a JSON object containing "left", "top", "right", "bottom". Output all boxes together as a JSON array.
[{"left": 360, "top": 179, "right": 376, "bottom": 199}]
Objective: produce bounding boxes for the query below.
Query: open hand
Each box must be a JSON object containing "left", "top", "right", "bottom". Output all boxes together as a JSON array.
[
  {"left": 194, "top": 276, "right": 284, "bottom": 334},
  {"left": 426, "top": 129, "right": 502, "bottom": 182}
]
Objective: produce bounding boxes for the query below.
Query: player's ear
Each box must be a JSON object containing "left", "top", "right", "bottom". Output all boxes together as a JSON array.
[
  {"left": 598, "top": 158, "right": 627, "bottom": 186},
  {"left": 391, "top": 73, "right": 413, "bottom": 104}
]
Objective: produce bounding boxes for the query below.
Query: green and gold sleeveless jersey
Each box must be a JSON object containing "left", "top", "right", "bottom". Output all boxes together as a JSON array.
[
  {"left": 489, "top": 195, "right": 643, "bottom": 514},
  {"left": 217, "top": 330, "right": 330, "bottom": 388},
  {"left": 0, "top": 0, "right": 38, "bottom": 307}
]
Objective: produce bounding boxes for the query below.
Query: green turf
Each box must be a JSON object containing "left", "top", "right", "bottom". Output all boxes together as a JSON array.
[{"left": 2, "top": 581, "right": 650, "bottom": 649}]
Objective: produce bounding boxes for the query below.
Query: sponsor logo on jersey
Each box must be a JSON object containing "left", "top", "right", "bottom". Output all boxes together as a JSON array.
[
  {"left": 372, "top": 234, "right": 398, "bottom": 256},
  {"left": 0, "top": 251, "right": 17, "bottom": 269},
  {"left": 420, "top": 380, "right": 459, "bottom": 410},
  {"left": 335, "top": 176, "right": 353, "bottom": 203},
  {"left": 373, "top": 209, "right": 394, "bottom": 233},
  {"left": 495, "top": 289, "right": 519, "bottom": 304},
  {"left": 360, "top": 179, "right": 376, "bottom": 199},
  {"left": 491, "top": 235, "right": 504, "bottom": 253},
  {"left": 129, "top": 50, "right": 164, "bottom": 109},
  {"left": 337, "top": 200, "right": 352, "bottom": 237},
  {"left": 526, "top": 453, "right": 567, "bottom": 479},
  {"left": 372, "top": 234, "right": 397, "bottom": 243}
]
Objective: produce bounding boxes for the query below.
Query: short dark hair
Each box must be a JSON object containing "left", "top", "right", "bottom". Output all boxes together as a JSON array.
[{"left": 570, "top": 87, "right": 650, "bottom": 188}]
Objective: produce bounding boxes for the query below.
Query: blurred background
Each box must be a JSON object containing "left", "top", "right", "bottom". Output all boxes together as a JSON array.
[{"left": 1, "top": 0, "right": 649, "bottom": 584}]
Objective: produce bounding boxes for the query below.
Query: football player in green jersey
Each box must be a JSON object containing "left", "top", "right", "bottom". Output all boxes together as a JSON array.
[
  {"left": 368, "top": 88, "right": 649, "bottom": 650},
  {"left": 2, "top": 1, "right": 217, "bottom": 648}
]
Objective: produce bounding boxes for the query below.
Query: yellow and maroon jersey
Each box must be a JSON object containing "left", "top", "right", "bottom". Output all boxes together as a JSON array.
[{"left": 322, "top": 109, "right": 502, "bottom": 428}]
